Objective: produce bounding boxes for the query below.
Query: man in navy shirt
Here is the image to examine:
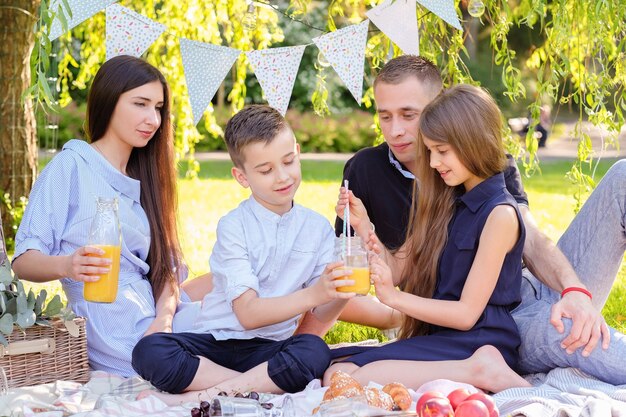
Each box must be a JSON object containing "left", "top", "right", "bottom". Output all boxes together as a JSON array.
[{"left": 299, "top": 55, "right": 626, "bottom": 384}]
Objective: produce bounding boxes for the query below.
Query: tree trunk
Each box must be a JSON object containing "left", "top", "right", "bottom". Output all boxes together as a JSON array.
[{"left": 0, "top": 0, "right": 39, "bottom": 240}]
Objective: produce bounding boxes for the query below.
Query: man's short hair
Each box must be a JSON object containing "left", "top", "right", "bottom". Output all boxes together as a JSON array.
[
  {"left": 374, "top": 55, "right": 443, "bottom": 93},
  {"left": 224, "top": 105, "right": 289, "bottom": 167}
]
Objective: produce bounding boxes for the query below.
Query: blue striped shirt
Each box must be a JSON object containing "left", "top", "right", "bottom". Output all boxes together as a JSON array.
[
  {"left": 13, "top": 139, "right": 198, "bottom": 376},
  {"left": 193, "top": 196, "right": 335, "bottom": 340}
]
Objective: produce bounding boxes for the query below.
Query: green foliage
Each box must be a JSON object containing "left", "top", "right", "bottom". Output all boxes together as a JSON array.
[
  {"left": 0, "top": 250, "right": 74, "bottom": 347},
  {"left": 0, "top": 194, "right": 28, "bottom": 254},
  {"left": 27, "top": 0, "right": 626, "bottom": 196}
]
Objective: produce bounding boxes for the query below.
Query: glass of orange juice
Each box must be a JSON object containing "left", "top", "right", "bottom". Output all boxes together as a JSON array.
[
  {"left": 84, "top": 197, "right": 121, "bottom": 303},
  {"left": 334, "top": 236, "right": 371, "bottom": 295}
]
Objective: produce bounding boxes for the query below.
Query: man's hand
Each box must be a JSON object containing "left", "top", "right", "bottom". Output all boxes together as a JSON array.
[{"left": 550, "top": 291, "right": 610, "bottom": 356}]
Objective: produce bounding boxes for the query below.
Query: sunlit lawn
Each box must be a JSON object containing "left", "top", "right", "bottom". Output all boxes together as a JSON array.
[{"left": 24, "top": 157, "right": 626, "bottom": 340}]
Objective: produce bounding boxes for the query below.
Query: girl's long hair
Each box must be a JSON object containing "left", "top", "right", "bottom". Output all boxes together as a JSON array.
[
  {"left": 399, "top": 84, "right": 507, "bottom": 338},
  {"left": 86, "top": 55, "right": 182, "bottom": 303}
]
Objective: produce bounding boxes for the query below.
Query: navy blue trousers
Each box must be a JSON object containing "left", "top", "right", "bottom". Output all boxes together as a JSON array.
[{"left": 132, "top": 332, "right": 330, "bottom": 394}]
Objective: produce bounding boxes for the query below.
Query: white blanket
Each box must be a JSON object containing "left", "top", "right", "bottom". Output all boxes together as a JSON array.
[{"left": 2, "top": 368, "right": 626, "bottom": 416}]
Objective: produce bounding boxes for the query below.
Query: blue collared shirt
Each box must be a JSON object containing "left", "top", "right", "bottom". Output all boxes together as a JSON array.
[
  {"left": 194, "top": 196, "right": 335, "bottom": 341},
  {"left": 14, "top": 139, "right": 198, "bottom": 376}
]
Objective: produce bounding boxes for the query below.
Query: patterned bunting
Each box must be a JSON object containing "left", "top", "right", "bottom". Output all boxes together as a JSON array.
[
  {"left": 312, "top": 20, "right": 369, "bottom": 105},
  {"left": 105, "top": 4, "right": 166, "bottom": 61},
  {"left": 246, "top": 46, "right": 307, "bottom": 116},
  {"left": 49, "top": 0, "right": 117, "bottom": 41},
  {"left": 179, "top": 38, "right": 241, "bottom": 126},
  {"left": 416, "top": 0, "right": 463, "bottom": 31},
  {"left": 367, "top": 0, "right": 419, "bottom": 55}
]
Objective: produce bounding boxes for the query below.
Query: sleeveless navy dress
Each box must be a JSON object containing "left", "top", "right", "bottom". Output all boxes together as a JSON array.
[{"left": 332, "top": 172, "right": 525, "bottom": 368}]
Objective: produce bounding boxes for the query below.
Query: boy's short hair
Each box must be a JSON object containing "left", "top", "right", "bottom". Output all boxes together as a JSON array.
[
  {"left": 224, "top": 105, "right": 289, "bottom": 167},
  {"left": 374, "top": 55, "right": 443, "bottom": 94}
]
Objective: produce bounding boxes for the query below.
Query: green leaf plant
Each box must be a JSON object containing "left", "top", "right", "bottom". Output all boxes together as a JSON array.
[{"left": 0, "top": 229, "right": 74, "bottom": 347}]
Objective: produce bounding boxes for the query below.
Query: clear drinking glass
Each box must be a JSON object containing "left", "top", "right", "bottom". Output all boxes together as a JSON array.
[
  {"left": 209, "top": 395, "right": 295, "bottom": 417},
  {"left": 333, "top": 236, "right": 371, "bottom": 296},
  {"left": 84, "top": 197, "right": 122, "bottom": 303}
]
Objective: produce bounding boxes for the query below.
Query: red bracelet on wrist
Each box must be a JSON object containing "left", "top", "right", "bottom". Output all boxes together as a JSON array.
[{"left": 561, "top": 286, "right": 592, "bottom": 300}]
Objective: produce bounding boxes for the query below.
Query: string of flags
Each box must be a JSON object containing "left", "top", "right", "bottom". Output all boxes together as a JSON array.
[{"left": 47, "top": 0, "right": 463, "bottom": 124}]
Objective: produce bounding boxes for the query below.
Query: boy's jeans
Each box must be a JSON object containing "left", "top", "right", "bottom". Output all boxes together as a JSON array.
[{"left": 513, "top": 160, "right": 626, "bottom": 384}]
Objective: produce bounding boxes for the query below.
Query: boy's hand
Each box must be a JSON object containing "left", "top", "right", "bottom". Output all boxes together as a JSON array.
[
  {"left": 335, "top": 188, "right": 371, "bottom": 239},
  {"left": 312, "top": 261, "right": 357, "bottom": 304},
  {"left": 370, "top": 256, "right": 397, "bottom": 307}
]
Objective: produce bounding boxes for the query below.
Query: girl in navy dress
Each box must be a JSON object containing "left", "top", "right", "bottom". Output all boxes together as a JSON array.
[
  {"left": 12, "top": 56, "right": 209, "bottom": 376},
  {"left": 328, "top": 84, "right": 531, "bottom": 392}
]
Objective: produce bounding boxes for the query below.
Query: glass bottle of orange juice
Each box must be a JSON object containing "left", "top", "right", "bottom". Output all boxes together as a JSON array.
[
  {"left": 333, "top": 236, "right": 371, "bottom": 296},
  {"left": 84, "top": 197, "right": 121, "bottom": 303}
]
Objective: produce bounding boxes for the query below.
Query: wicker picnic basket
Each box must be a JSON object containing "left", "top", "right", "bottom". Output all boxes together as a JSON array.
[
  {"left": 0, "top": 218, "right": 90, "bottom": 388},
  {"left": 0, "top": 317, "right": 90, "bottom": 388}
]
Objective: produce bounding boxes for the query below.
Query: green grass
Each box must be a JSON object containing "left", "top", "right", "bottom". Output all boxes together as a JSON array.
[{"left": 23, "top": 157, "right": 626, "bottom": 341}]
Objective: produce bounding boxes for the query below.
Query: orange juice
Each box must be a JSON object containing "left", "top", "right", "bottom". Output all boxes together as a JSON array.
[
  {"left": 84, "top": 244, "right": 121, "bottom": 303},
  {"left": 337, "top": 266, "right": 371, "bottom": 295}
]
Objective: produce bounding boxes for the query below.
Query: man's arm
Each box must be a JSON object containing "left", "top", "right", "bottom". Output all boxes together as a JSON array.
[{"left": 520, "top": 206, "right": 610, "bottom": 355}]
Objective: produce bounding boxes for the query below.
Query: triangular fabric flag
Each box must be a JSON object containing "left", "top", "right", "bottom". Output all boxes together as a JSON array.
[
  {"left": 246, "top": 45, "right": 307, "bottom": 116},
  {"left": 49, "top": 0, "right": 117, "bottom": 41},
  {"left": 179, "top": 38, "right": 241, "bottom": 126},
  {"left": 105, "top": 4, "right": 166, "bottom": 61},
  {"left": 312, "top": 20, "right": 369, "bottom": 105},
  {"left": 416, "top": 0, "right": 462, "bottom": 30},
  {"left": 367, "top": 0, "right": 419, "bottom": 55}
]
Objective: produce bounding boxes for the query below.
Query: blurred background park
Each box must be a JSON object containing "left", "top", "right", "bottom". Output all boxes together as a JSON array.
[{"left": 1, "top": 0, "right": 625, "bottom": 342}]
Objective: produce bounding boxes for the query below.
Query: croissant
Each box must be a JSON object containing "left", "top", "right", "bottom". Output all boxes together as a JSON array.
[
  {"left": 329, "top": 370, "right": 365, "bottom": 399},
  {"left": 364, "top": 387, "right": 395, "bottom": 411},
  {"left": 382, "top": 382, "right": 412, "bottom": 411}
]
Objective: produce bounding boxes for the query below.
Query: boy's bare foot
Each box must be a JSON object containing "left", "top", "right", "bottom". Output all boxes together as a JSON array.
[{"left": 470, "top": 345, "right": 532, "bottom": 392}]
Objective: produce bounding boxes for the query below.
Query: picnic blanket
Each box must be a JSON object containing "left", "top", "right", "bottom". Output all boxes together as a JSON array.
[{"left": 2, "top": 367, "right": 626, "bottom": 416}]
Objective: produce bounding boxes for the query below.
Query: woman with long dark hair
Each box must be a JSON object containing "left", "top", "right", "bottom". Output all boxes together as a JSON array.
[{"left": 12, "top": 55, "right": 204, "bottom": 376}]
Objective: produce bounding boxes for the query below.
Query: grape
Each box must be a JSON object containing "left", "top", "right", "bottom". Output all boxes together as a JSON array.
[
  {"left": 391, "top": 404, "right": 401, "bottom": 411},
  {"left": 260, "top": 402, "right": 274, "bottom": 410},
  {"left": 190, "top": 407, "right": 202, "bottom": 417},
  {"left": 217, "top": 391, "right": 228, "bottom": 397},
  {"left": 248, "top": 391, "right": 260, "bottom": 401},
  {"left": 234, "top": 392, "right": 244, "bottom": 398}
]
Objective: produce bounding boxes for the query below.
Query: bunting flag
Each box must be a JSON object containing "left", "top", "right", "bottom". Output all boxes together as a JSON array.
[
  {"left": 367, "top": 0, "right": 419, "bottom": 55},
  {"left": 49, "top": 0, "right": 117, "bottom": 41},
  {"left": 246, "top": 45, "right": 307, "bottom": 116},
  {"left": 416, "top": 0, "right": 463, "bottom": 30},
  {"left": 105, "top": 4, "right": 166, "bottom": 61},
  {"left": 179, "top": 38, "right": 241, "bottom": 125},
  {"left": 312, "top": 20, "right": 370, "bottom": 105}
]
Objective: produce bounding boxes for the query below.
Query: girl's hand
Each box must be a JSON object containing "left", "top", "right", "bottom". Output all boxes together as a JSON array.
[
  {"left": 313, "top": 261, "right": 356, "bottom": 304},
  {"left": 370, "top": 256, "right": 397, "bottom": 307},
  {"left": 366, "top": 229, "right": 384, "bottom": 255},
  {"left": 335, "top": 188, "right": 371, "bottom": 239},
  {"left": 64, "top": 246, "right": 111, "bottom": 282}
]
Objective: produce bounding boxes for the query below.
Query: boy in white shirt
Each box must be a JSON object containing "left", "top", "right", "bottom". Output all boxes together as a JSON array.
[{"left": 133, "top": 105, "right": 355, "bottom": 403}]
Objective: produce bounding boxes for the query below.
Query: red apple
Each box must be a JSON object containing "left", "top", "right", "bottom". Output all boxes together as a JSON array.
[
  {"left": 447, "top": 387, "right": 471, "bottom": 410},
  {"left": 416, "top": 391, "right": 446, "bottom": 415},
  {"left": 465, "top": 392, "right": 499, "bottom": 417},
  {"left": 455, "top": 399, "right": 490, "bottom": 417},
  {"left": 419, "top": 397, "right": 454, "bottom": 417}
]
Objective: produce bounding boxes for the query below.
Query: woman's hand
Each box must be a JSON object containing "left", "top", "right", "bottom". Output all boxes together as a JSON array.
[
  {"left": 370, "top": 256, "right": 398, "bottom": 307},
  {"left": 335, "top": 188, "right": 372, "bottom": 240},
  {"left": 64, "top": 246, "right": 111, "bottom": 282}
]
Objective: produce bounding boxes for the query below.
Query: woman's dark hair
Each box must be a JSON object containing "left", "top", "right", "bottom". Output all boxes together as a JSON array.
[{"left": 86, "top": 55, "right": 182, "bottom": 302}]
